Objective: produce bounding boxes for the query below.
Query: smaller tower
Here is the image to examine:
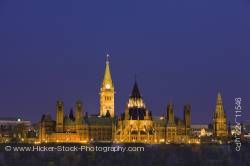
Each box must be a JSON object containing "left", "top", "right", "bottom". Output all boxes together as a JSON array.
[
  {"left": 184, "top": 104, "right": 191, "bottom": 135},
  {"left": 213, "top": 92, "right": 228, "bottom": 137},
  {"left": 39, "top": 114, "right": 53, "bottom": 142},
  {"left": 75, "top": 100, "right": 83, "bottom": 123},
  {"left": 167, "top": 103, "right": 175, "bottom": 125},
  {"left": 39, "top": 114, "right": 46, "bottom": 142},
  {"left": 56, "top": 100, "right": 64, "bottom": 132},
  {"left": 166, "top": 103, "right": 176, "bottom": 143}
]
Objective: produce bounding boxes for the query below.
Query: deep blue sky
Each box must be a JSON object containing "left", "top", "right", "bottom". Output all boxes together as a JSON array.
[{"left": 0, "top": 0, "right": 249, "bottom": 123}]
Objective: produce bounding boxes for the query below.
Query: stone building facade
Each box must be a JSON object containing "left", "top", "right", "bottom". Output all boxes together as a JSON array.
[{"left": 38, "top": 56, "right": 207, "bottom": 144}]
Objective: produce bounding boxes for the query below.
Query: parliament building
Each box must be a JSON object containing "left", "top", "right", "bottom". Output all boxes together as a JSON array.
[{"left": 38, "top": 56, "right": 227, "bottom": 144}]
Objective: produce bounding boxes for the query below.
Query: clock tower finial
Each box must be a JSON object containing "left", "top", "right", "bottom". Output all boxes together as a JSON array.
[
  {"left": 106, "top": 54, "right": 110, "bottom": 63},
  {"left": 99, "top": 55, "right": 115, "bottom": 118}
]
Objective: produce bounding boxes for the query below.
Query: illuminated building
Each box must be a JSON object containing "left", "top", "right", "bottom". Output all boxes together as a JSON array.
[
  {"left": 115, "top": 81, "right": 156, "bottom": 143},
  {"left": 213, "top": 93, "right": 228, "bottom": 137},
  {"left": 39, "top": 56, "right": 115, "bottom": 143},
  {"left": 190, "top": 124, "right": 213, "bottom": 137},
  {"left": 0, "top": 117, "right": 32, "bottom": 143},
  {"left": 37, "top": 56, "right": 229, "bottom": 144},
  {"left": 115, "top": 81, "right": 192, "bottom": 144},
  {"left": 99, "top": 55, "right": 115, "bottom": 118}
]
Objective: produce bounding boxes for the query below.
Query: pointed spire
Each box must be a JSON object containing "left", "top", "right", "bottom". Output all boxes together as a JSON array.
[
  {"left": 102, "top": 54, "right": 113, "bottom": 87},
  {"left": 215, "top": 92, "right": 225, "bottom": 116},
  {"left": 130, "top": 81, "right": 142, "bottom": 98},
  {"left": 213, "top": 92, "right": 228, "bottom": 137},
  {"left": 216, "top": 92, "right": 223, "bottom": 105},
  {"left": 127, "top": 80, "right": 146, "bottom": 109}
]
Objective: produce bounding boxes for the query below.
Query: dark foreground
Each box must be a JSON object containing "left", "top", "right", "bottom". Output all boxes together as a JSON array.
[{"left": 0, "top": 144, "right": 249, "bottom": 166}]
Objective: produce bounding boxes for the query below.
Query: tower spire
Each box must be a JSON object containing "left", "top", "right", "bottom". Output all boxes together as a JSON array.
[
  {"left": 215, "top": 92, "right": 224, "bottom": 115},
  {"left": 213, "top": 92, "right": 228, "bottom": 137},
  {"left": 99, "top": 55, "right": 115, "bottom": 118},
  {"left": 127, "top": 81, "right": 145, "bottom": 109},
  {"left": 216, "top": 92, "right": 222, "bottom": 105},
  {"left": 130, "top": 81, "right": 141, "bottom": 99},
  {"left": 102, "top": 54, "right": 113, "bottom": 87}
]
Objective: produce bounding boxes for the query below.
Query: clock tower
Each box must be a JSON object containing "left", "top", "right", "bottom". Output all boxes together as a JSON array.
[{"left": 99, "top": 55, "right": 115, "bottom": 117}]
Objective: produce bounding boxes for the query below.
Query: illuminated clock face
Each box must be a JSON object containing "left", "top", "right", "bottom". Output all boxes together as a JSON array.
[{"left": 106, "top": 84, "right": 111, "bottom": 89}]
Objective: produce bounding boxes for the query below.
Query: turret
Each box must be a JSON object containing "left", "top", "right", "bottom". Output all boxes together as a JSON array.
[
  {"left": 184, "top": 104, "right": 191, "bottom": 135},
  {"left": 167, "top": 103, "right": 175, "bottom": 126},
  {"left": 75, "top": 100, "right": 83, "bottom": 123},
  {"left": 213, "top": 92, "right": 228, "bottom": 137},
  {"left": 56, "top": 100, "right": 64, "bottom": 132}
]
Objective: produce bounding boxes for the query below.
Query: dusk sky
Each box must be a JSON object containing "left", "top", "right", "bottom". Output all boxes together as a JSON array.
[{"left": 0, "top": 0, "right": 249, "bottom": 123}]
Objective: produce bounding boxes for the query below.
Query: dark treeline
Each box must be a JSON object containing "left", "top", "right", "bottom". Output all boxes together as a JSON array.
[{"left": 0, "top": 144, "right": 249, "bottom": 166}]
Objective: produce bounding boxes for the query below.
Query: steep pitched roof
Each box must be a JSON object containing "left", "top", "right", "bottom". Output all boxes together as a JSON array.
[
  {"left": 130, "top": 81, "right": 142, "bottom": 98},
  {"left": 102, "top": 55, "right": 113, "bottom": 87}
]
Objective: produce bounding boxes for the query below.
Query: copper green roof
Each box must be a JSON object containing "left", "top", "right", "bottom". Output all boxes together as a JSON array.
[{"left": 86, "top": 116, "right": 113, "bottom": 126}]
